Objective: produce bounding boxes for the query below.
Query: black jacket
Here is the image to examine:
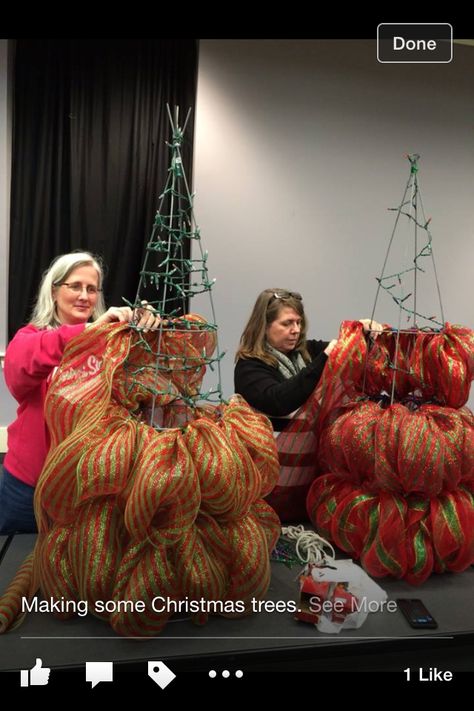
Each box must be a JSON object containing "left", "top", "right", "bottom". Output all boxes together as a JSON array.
[{"left": 234, "top": 339, "right": 329, "bottom": 418}]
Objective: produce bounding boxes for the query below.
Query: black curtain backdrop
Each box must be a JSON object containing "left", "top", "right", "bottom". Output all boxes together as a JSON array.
[{"left": 8, "top": 38, "right": 198, "bottom": 339}]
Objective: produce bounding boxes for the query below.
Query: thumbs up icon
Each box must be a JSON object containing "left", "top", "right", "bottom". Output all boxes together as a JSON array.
[{"left": 20, "top": 658, "right": 51, "bottom": 687}]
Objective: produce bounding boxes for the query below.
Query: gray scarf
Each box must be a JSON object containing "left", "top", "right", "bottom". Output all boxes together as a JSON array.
[{"left": 265, "top": 343, "right": 307, "bottom": 379}]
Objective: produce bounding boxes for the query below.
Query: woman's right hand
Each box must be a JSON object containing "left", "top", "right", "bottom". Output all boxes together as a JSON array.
[
  {"left": 93, "top": 306, "right": 134, "bottom": 326},
  {"left": 324, "top": 339, "right": 338, "bottom": 356}
]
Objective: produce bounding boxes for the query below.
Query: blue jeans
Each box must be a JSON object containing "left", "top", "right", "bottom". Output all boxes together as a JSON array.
[{"left": 0, "top": 466, "right": 37, "bottom": 534}]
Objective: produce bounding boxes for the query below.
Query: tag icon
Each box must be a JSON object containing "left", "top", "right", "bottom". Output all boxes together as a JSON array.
[{"left": 147, "top": 661, "right": 176, "bottom": 689}]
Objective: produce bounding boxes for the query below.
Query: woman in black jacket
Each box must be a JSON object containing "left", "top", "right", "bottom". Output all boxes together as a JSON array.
[{"left": 234, "top": 288, "right": 381, "bottom": 422}]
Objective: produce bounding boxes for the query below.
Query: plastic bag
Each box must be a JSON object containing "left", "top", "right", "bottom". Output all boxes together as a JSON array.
[{"left": 295, "top": 559, "right": 388, "bottom": 634}]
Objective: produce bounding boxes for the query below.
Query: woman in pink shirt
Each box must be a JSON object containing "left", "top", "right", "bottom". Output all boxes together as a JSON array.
[{"left": 0, "top": 251, "right": 159, "bottom": 534}]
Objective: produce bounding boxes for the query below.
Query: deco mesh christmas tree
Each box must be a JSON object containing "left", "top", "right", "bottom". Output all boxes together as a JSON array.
[{"left": 307, "top": 154, "right": 474, "bottom": 583}]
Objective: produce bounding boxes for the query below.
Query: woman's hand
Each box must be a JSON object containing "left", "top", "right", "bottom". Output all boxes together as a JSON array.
[
  {"left": 324, "top": 339, "right": 338, "bottom": 355},
  {"left": 94, "top": 306, "right": 134, "bottom": 325},
  {"left": 91, "top": 301, "right": 161, "bottom": 331},
  {"left": 133, "top": 300, "right": 161, "bottom": 332},
  {"left": 359, "top": 318, "right": 384, "bottom": 337}
]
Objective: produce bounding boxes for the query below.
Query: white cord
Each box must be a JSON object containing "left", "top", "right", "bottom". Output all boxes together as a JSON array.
[{"left": 281, "top": 525, "right": 336, "bottom": 566}]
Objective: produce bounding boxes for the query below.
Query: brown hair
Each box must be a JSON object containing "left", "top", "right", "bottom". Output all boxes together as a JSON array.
[{"left": 235, "top": 288, "right": 310, "bottom": 366}]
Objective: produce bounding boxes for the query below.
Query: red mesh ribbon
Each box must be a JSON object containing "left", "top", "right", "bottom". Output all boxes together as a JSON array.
[
  {"left": 319, "top": 401, "right": 474, "bottom": 496},
  {"left": 307, "top": 475, "right": 474, "bottom": 584},
  {"left": 265, "top": 393, "right": 321, "bottom": 522},
  {"left": 0, "top": 553, "right": 35, "bottom": 633},
  {"left": 306, "top": 320, "right": 474, "bottom": 583},
  {"left": 362, "top": 323, "right": 474, "bottom": 407},
  {"left": 364, "top": 330, "right": 413, "bottom": 399},
  {"left": 0, "top": 320, "right": 280, "bottom": 636},
  {"left": 158, "top": 314, "right": 217, "bottom": 398},
  {"left": 266, "top": 320, "right": 367, "bottom": 521}
]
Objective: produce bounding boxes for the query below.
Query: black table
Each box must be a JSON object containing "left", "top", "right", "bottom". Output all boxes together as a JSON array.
[{"left": 1, "top": 533, "right": 473, "bottom": 675}]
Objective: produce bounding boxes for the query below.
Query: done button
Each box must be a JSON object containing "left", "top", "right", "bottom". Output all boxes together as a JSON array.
[{"left": 377, "top": 23, "right": 453, "bottom": 63}]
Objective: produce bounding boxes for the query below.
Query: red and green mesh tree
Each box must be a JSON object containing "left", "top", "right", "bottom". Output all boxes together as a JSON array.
[{"left": 307, "top": 154, "right": 474, "bottom": 583}]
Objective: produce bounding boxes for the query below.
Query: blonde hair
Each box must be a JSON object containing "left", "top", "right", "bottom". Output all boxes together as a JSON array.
[
  {"left": 30, "top": 251, "right": 106, "bottom": 329},
  {"left": 235, "top": 288, "right": 310, "bottom": 366}
]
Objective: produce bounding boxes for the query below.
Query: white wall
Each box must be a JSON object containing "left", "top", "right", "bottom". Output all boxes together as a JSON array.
[{"left": 193, "top": 39, "right": 474, "bottom": 408}]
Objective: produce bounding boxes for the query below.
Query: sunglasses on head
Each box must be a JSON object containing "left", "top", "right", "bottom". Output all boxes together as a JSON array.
[{"left": 270, "top": 290, "right": 302, "bottom": 302}]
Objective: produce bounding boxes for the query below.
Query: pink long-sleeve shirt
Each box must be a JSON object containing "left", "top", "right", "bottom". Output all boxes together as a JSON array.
[{"left": 3, "top": 323, "right": 85, "bottom": 486}]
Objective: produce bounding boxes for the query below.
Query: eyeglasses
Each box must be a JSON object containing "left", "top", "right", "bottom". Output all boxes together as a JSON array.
[
  {"left": 57, "top": 282, "right": 102, "bottom": 295},
  {"left": 270, "top": 290, "right": 302, "bottom": 302}
]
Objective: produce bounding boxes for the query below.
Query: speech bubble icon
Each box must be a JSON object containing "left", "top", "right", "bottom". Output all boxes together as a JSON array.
[
  {"left": 85, "top": 661, "right": 113, "bottom": 688},
  {"left": 148, "top": 661, "right": 176, "bottom": 689}
]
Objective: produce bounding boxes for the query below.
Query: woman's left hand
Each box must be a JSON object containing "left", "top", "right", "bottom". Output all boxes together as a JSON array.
[
  {"left": 133, "top": 300, "right": 162, "bottom": 332},
  {"left": 359, "top": 318, "right": 384, "bottom": 337}
]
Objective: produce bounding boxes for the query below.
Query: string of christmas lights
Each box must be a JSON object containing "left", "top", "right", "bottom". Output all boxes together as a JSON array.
[{"left": 122, "top": 105, "right": 225, "bottom": 424}]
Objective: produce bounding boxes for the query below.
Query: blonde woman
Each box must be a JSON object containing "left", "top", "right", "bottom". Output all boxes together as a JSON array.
[{"left": 0, "top": 251, "right": 160, "bottom": 533}]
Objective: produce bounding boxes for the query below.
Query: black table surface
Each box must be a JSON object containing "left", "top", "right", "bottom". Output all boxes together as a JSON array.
[{"left": 1, "top": 533, "right": 473, "bottom": 674}]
